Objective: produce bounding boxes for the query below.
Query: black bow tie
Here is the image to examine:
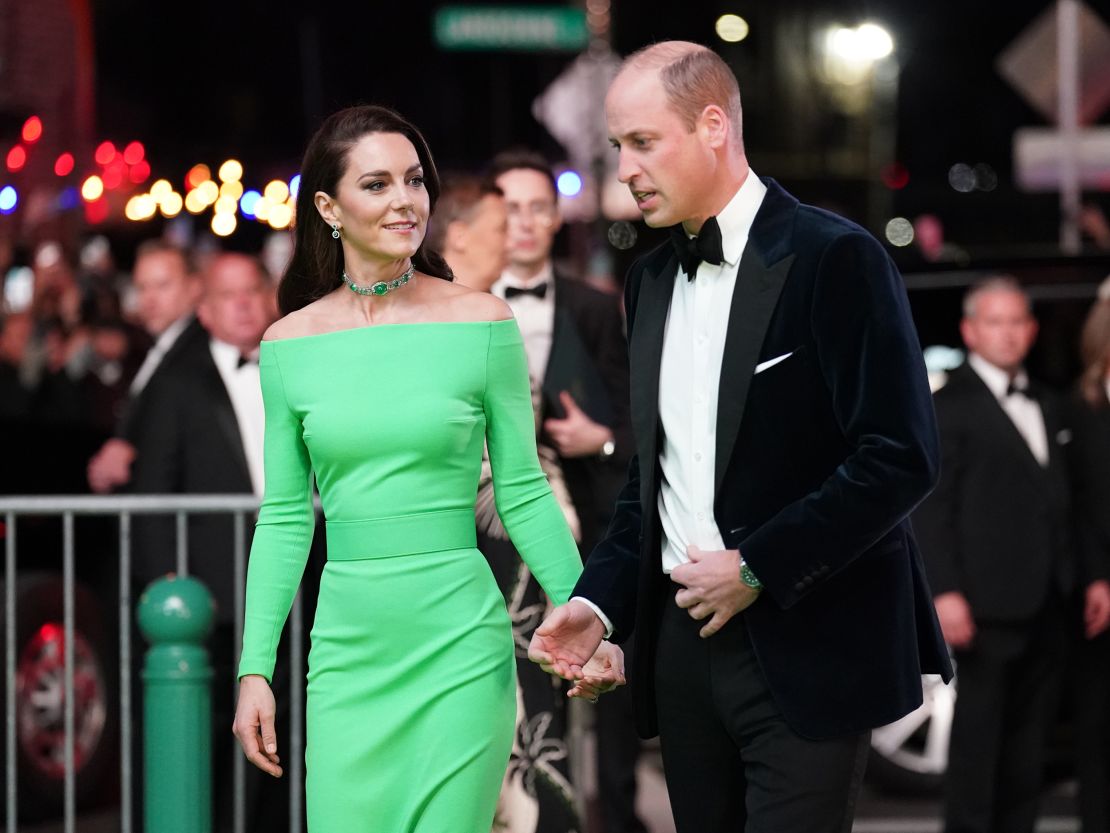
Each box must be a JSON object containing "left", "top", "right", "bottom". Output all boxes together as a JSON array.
[
  {"left": 237, "top": 354, "right": 257, "bottom": 369},
  {"left": 1006, "top": 381, "right": 1034, "bottom": 399},
  {"left": 669, "top": 216, "right": 724, "bottom": 281},
  {"left": 504, "top": 282, "right": 549, "bottom": 300}
]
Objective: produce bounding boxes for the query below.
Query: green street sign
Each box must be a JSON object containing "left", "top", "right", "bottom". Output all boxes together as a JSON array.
[{"left": 434, "top": 6, "right": 589, "bottom": 52}]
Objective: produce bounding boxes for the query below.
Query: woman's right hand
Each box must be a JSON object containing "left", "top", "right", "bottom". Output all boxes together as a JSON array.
[{"left": 232, "top": 674, "right": 283, "bottom": 777}]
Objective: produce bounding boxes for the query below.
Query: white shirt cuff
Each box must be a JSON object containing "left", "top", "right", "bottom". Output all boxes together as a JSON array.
[{"left": 569, "top": 596, "right": 615, "bottom": 639}]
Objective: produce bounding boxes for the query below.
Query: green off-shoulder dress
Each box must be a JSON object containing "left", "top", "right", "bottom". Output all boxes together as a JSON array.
[{"left": 237, "top": 318, "right": 583, "bottom": 832}]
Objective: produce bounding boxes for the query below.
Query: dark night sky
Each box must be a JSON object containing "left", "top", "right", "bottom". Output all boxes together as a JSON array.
[{"left": 91, "top": 0, "right": 1110, "bottom": 250}]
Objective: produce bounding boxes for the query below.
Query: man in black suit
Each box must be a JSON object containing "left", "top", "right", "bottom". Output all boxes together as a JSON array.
[
  {"left": 915, "top": 277, "right": 1073, "bottom": 833},
  {"left": 487, "top": 150, "right": 642, "bottom": 832},
  {"left": 130, "top": 253, "right": 290, "bottom": 832},
  {"left": 529, "top": 41, "right": 951, "bottom": 833},
  {"left": 87, "top": 239, "right": 204, "bottom": 493}
]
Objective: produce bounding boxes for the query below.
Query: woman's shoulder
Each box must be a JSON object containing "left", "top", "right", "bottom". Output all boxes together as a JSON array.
[
  {"left": 423, "top": 278, "right": 514, "bottom": 324},
  {"left": 263, "top": 298, "right": 336, "bottom": 342}
]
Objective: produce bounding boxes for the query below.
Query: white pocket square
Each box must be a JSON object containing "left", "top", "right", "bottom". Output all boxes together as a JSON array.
[{"left": 754, "top": 352, "right": 794, "bottom": 374}]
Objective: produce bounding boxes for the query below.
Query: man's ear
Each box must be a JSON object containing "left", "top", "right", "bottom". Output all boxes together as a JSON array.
[
  {"left": 698, "top": 104, "right": 729, "bottom": 150},
  {"left": 444, "top": 219, "right": 468, "bottom": 254}
]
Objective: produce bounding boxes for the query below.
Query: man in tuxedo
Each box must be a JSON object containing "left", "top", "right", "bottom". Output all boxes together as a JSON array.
[
  {"left": 87, "top": 239, "right": 203, "bottom": 493},
  {"left": 488, "top": 149, "right": 633, "bottom": 558},
  {"left": 130, "top": 253, "right": 290, "bottom": 832},
  {"left": 529, "top": 41, "right": 951, "bottom": 833},
  {"left": 915, "top": 277, "right": 1073, "bottom": 833}
]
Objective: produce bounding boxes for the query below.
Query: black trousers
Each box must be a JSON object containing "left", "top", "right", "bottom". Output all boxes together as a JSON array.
[
  {"left": 595, "top": 630, "right": 648, "bottom": 833},
  {"left": 654, "top": 587, "right": 870, "bottom": 833},
  {"left": 943, "top": 600, "right": 1066, "bottom": 833}
]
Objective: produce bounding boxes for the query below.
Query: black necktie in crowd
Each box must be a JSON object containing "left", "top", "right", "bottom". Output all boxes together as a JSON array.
[
  {"left": 669, "top": 216, "right": 725, "bottom": 281},
  {"left": 237, "top": 354, "right": 257, "bottom": 369},
  {"left": 1006, "top": 381, "right": 1034, "bottom": 399},
  {"left": 504, "top": 282, "right": 549, "bottom": 300}
]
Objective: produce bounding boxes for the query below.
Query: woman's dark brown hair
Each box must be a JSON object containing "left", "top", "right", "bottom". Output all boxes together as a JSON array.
[
  {"left": 1080, "top": 297, "right": 1110, "bottom": 407},
  {"left": 278, "top": 105, "right": 453, "bottom": 315}
]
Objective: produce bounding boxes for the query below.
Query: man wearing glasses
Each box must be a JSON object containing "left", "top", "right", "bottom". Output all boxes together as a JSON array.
[{"left": 488, "top": 149, "right": 642, "bottom": 833}]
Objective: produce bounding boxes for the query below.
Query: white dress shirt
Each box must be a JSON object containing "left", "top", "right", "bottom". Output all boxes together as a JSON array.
[
  {"left": 571, "top": 173, "right": 767, "bottom": 635},
  {"left": 657, "top": 172, "right": 767, "bottom": 573},
  {"left": 129, "top": 314, "right": 191, "bottom": 396},
  {"left": 492, "top": 264, "right": 555, "bottom": 386},
  {"left": 209, "top": 338, "right": 266, "bottom": 496},
  {"left": 967, "top": 352, "right": 1049, "bottom": 467}
]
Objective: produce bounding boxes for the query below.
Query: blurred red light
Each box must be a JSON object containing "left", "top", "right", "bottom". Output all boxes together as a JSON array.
[
  {"left": 129, "top": 160, "right": 151, "bottom": 184},
  {"left": 123, "top": 141, "right": 145, "bottom": 165},
  {"left": 22, "top": 116, "right": 43, "bottom": 143},
  {"left": 103, "top": 167, "right": 125, "bottom": 190},
  {"left": 85, "top": 198, "right": 109, "bottom": 224},
  {"left": 54, "top": 152, "right": 75, "bottom": 176},
  {"left": 6, "top": 146, "right": 26, "bottom": 172},
  {"left": 882, "top": 163, "right": 910, "bottom": 190},
  {"left": 95, "top": 141, "right": 117, "bottom": 167}
]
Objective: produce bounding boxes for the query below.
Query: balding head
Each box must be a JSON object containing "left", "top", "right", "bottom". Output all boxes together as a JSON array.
[
  {"left": 619, "top": 41, "right": 744, "bottom": 147},
  {"left": 197, "top": 253, "right": 272, "bottom": 353}
]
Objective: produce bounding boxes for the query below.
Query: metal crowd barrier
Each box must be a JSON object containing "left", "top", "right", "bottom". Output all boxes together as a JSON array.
[{"left": 0, "top": 494, "right": 306, "bottom": 833}]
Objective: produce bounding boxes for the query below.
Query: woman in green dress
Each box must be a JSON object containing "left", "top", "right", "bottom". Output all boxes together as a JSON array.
[{"left": 231, "top": 105, "right": 624, "bottom": 832}]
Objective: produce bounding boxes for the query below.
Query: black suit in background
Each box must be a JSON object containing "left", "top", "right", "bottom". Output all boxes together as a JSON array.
[
  {"left": 915, "top": 363, "right": 1073, "bottom": 833},
  {"left": 130, "top": 336, "right": 317, "bottom": 833},
  {"left": 1066, "top": 390, "right": 1110, "bottom": 833},
  {"left": 574, "top": 178, "right": 951, "bottom": 832}
]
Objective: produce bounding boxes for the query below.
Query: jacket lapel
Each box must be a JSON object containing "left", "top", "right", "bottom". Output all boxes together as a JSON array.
[
  {"left": 199, "top": 355, "right": 252, "bottom": 488},
  {"left": 714, "top": 180, "right": 797, "bottom": 495},
  {"left": 628, "top": 252, "right": 678, "bottom": 501}
]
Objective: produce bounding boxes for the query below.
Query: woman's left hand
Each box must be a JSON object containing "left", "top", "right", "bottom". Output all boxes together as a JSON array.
[{"left": 568, "top": 641, "right": 626, "bottom": 702}]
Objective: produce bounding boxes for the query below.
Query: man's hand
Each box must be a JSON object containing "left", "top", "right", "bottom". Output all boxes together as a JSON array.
[
  {"left": 87, "top": 438, "right": 136, "bottom": 494},
  {"left": 934, "top": 591, "right": 976, "bottom": 650},
  {"left": 528, "top": 599, "right": 606, "bottom": 681},
  {"left": 671, "top": 544, "right": 759, "bottom": 639},
  {"left": 232, "top": 675, "right": 283, "bottom": 778},
  {"left": 542, "top": 391, "right": 613, "bottom": 458},
  {"left": 568, "top": 641, "right": 626, "bottom": 702},
  {"left": 1085, "top": 580, "right": 1110, "bottom": 640}
]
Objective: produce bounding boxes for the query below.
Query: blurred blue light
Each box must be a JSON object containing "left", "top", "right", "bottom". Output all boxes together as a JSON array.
[
  {"left": 240, "top": 190, "right": 262, "bottom": 218},
  {"left": 557, "top": 171, "right": 582, "bottom": 198},
  {"left": 289, "top": 174, "right": 301, "bottom": 200},
  {"left": 57, "top": 187, "right": 79, "bottom": 211},
  {"left": 0, "top": 186, "right": 18, "bottom": 214}
]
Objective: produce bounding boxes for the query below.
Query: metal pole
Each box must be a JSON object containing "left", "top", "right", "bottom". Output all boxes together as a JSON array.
[
  {"left": 5, "top": 513, "right": 16, "bottom": 833},
  {"left": 1058, "top": 0, "right": 1081, "bottom": 253},
  {"left": 176, "top": 512, "right": 189, "bottom": 576},
  {"left": 120, "top": 512, "right": 134, "bottom": 833},
  {"left": 63, "top": 512, "right": 76, "bottom": 833}
]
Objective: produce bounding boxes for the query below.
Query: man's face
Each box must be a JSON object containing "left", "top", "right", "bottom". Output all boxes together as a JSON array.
[
  {"left": 606, "top": 68, "right": 715, "bottom": 229},
  {"left": 960, "top": 290, "right": 1038, "bottom": 373},
  {"left": 496, "top": 168, "right": 561, "bottom": 271},
  {"left": 133, "top": 251, "right": 197, "bottom": 337},
  {"left": 465, "top": 194, "right": 509, "bottom": 290},
  {"left": 197, "top": 256, "right": 271, "bottom": 349}
]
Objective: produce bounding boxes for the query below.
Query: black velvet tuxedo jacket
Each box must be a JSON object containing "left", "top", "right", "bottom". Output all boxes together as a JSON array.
[
  {"left": 130, "top": 332, "right": 254, "bottom": 624},
  {"left": 541, "top": 274, "right": 633, "bottom": 555},
  {"left": 915, "top": 364, "right": 1073, "bottom": 622},
  {"left": 1069, "top": 391, "right": 1110, "bottom": 588},
  {"left": 573, "top": 178, "right": 953, "bottom": 740}
]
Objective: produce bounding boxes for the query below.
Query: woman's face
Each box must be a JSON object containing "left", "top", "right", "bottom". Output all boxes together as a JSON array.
[{"left": 318, "top": 132, "right": 431, "bottom": 265}]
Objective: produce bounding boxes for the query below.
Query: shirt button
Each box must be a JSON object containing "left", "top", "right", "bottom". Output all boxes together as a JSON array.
[
  {"left": 694, "top": 452, "right": 702, "bottom": 461},
  {"left": 696, "top": 512, "right": 705, "bottom": 521}
]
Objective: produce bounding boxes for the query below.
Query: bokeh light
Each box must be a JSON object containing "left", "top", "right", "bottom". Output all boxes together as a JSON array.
[
  {"left": 6, "top": 146, "right": 26, "bottom": 172},
  {"left": 22, "top": 116, "right": 43, "bottom": 144},
  {"left": 0, "top": 186, "right": 18, "bottom": 214},
  {"left": 884, "top": 217, "right": 915, "bottom": 247},
  {"left": 54, "top": 153, "right": 75, "bottom": 177},
  {"left": 715, "top": 14, "right": 750, "bottom": 43},
  {"left": 219, "top": 159, "right": 243, "bottom": 183},
  {"left": 81, "top": 175, "right": 105, "bottom": 202},
  {"left": 212, "top": 212, "right": 237, "bottom": 237},
  {"left": 557, "top": 170, "right": 583, "bottom": 197}
]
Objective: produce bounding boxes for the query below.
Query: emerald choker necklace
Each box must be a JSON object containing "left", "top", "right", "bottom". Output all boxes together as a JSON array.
[{"left": 342, "top": 264, "right": 415, "bottom": 297}]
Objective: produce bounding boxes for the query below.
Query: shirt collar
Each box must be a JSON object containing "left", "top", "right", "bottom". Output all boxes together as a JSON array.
[
  {"left": 497, "top": 262, "right": 554, "bottom": 292},
  {"left": 696, "top": 170, "right": 767, "bottom": 268},
  {"left": 155, "top": 313, "right": 192, "bottom": 351},
  {"left": 968, "top": 352, "right": 1028, "bottom": 399},
  {"left": 209, "top": 337, "right": 254, "bottom": 374}
]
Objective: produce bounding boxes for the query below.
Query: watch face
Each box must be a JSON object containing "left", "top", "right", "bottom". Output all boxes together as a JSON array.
[{"left": 602, "top": 440, "right": 615, "bottom": 456}]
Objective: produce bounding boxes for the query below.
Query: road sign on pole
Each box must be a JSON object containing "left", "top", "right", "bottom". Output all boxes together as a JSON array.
[{"left": 434, "top": 6, "right": 588, "bottom": 52}]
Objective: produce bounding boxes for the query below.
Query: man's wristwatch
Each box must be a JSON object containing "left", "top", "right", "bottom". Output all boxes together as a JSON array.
[
  {"left": 598, "top": 438, "right": 616, "bottom": 461},
  {"left": 739, "top": 557, "right": 763, "bottom": 591}
]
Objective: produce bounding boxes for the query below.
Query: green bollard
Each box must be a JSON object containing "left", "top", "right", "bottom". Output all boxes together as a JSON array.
[{"left": 137, "top": 575, "right": 215, "bottom": 833}]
